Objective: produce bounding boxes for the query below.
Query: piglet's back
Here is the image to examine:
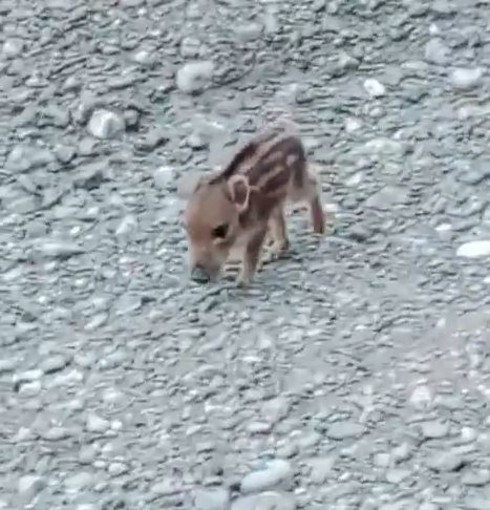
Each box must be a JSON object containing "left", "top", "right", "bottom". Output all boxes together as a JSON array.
[{"left": 212, "top": 119, "right": 306, "bottom": 189}]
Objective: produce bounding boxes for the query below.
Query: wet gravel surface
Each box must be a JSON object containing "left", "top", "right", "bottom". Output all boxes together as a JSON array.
[{"left": 2, "top": 0, "right": 490, "bottom": 508}]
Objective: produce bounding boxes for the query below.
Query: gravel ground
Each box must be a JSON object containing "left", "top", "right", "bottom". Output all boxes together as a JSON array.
[{"left": 2, "top": 0, "right": 490, "bottom": 508}]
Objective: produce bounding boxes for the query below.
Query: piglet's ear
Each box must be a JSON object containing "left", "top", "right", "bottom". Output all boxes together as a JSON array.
[{"left": 227, "top": 175, "right": 250, "bottom": 213}]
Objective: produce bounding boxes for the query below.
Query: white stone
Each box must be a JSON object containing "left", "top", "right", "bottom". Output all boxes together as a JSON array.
[
  {"left": 88, "top": 109, "right": 125, "bottom": 139},
  {"left": 364, "top": 78, "right": 386, "bottom": 98},
  {"left": 86, "top": 413, "right": 110, "bottom": 433},
  {"left": 456, "top": 240, "right": 490, "bottom": 258},
  {"left": 450, "top": 67, "right": 484, "bottom": 90},
  {"left": 344, "top": 116, "right": 362, "bottom": 132},
  {"left": 425, "top": 38, "right": 449, "bottom": 65},
  {"left": 176, "top": 60, "right": 214, "bottom": 94},
  {"left": 2, "top": 38, "right": 24, "bottom": 58},
  {"left": 18, "top": 475, "right": 45, "bottom": 498},
  {"left": 409, "top": 385, "right": 432, "bottom": 408}
]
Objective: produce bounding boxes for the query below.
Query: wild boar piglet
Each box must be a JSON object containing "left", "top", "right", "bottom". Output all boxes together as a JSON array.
[{"left": 179, "top": 120, "right": 326, "bottom": 286}]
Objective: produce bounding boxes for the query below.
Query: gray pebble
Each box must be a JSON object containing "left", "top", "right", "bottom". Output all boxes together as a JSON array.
[
  {"left": 307, "top": 456, "right": 335, "bottom": 483},
  {"left": 450, "top": 67, "right": 484, "bottom": 89},
  {"left": 193, "top": 488, "right": 230, "bottom": 510},
  {"left": 261, "top": 397, "right": 291, "bottom": 424},
  {"left": 37, "top": 240, "right": 85, "bottom": 260},
  {"left": 420, "top": 420, "right": 450, "bottom": 439},
  {"left": 41, "top": 427, "right": 71, "bottom": 441},
  {"left": 462, "top": 469, "right": 490, "bottom": 486},
  {"left": 64, "top": 472, "right": 93, "bottom": 491},
  {"left": 424, "top": 38, "right": 449, "bottom": 65},
  {"left": 426, "top": 451, "right": 466, "bottom": 472},
  {"left": 2, "top": 38, "right": 24, "bottom": 59},
  {"left": 151, "top": 479, "right": 182, "bottom": 496},
  {"left": 87, "top": 109, "right": 125, "bottom": 139},
  {"left": 0, "top": 358, "right": 18, "bottom": 373},
  {"left": 240, "top": 459, "right": 293, "bottom": 494},
  {"left": 86, "top": 413, "right": 110, "bottom": 433},
  {"left": 40, "top": 354, "right": 70, "bottom": 374},
  {"left": 385, "top": 468, "right": 411, "bottom": 484},
  {"left": 176, "top": 60, "right": 214, "bottom": 94},
  {"left": 464, "top": 498, "right": 490, "bottom": 510},
  {"left": 231, "top": 492, "right": 295, "bottom": 510},
  {"left": 78, "top": 445, "right": 97, "bottom": 464},
  {"left": 327, "top": 421, "right": 365, "bottom": 440},
  {"left": 17, "top": 475, "right": 45, "bottom": 499}
]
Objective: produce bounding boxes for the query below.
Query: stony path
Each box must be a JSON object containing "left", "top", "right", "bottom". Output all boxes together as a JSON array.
[{"left": 1, "top": 0, "right": 490, "bottom": 508}]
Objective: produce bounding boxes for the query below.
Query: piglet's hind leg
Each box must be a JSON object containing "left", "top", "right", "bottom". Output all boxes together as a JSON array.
[{"left": 305, "top": 165, "right": 326, "bottom": 235}]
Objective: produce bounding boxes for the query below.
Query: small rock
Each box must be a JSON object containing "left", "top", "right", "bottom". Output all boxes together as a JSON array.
[
  {"left": 374, "top": 452, "right": 391, "bottom": 468},
  {"left": 123, "top": 108, "right": 140, "bottom": 130},
  {"left": 327, "top": 421, "right": 365, "bottom": 440},
  {"left": 41, "top": 427, "right": 71, "bottom": 441},
  {"left": 409, "top": 385, "right": 432, "bottom": 408},
  {"left": 108, "top": 462, "right": 129, "bottom": 477},
  {"left": 427, "top": 451, "right": 466, "bottom": 472},
  {"left": 2, "top": 38, "right": 24, "bottom": 59},
  {"left": 460, "top": 427, "right": 478, "bottom": 443},
  {"left": 37, "top": 240, "right": 85, "bottom": 260},
  {"left": 386, "top": 468, "right": 411, "bottom": 484},
  {"left": 235, "top": 22, "right": 263, "bottom": 42},
  {"left": 231, "top": 492, "right": 295, "bottom": 510},
  {"left": 391, "top": 442, "right": 413, "bottom": 464},
  {"left": 364, "top": 78, "right": 386, "bottom": 98},
  {"left": 420, "top": 420, "right": 449, "bottom": 439},
  {"left": 136, "top": 128, "right": 169, "bottom": 152},
  {"left": 78, "top": 445, "right": 97, "bottom": 464},
  {"left": 240, "top": 459, "right": 293, "bottom": 494},
  {"left": 0, "top": 358, "right": 18, "bottom": 373},
  {"left": 5, "top": 144, "right": 54, "bottom": 173},
  {"left": 87, "top": 109, "right": 125, "bottom": 139},
  {"left": 419, "top": 504, "right": 439, "bottom": 510},
  {"left": 86, "top": 413, "right": 110, "bottom": 433},
  {"left": 153, "top": 165, "right": 176, "bottom": 190},
  {"left": 151, "top": 479, "right": 181, "bottom": 496},
  {"left": 193, "top": 488, "right": 230, "bottom": 510},
  {"left": 336, "top": 52, "right": 360, "bottom": 74},
  {"left": 424, "top": 38, "right": 449, "bottom": 65},
  {"left": 464, "top": 498, "right": 490, "bottom": 510},
  {"left": 176, "top": 60, "right": 214, "bottom": 94},
  {"left": 247, "top": 421, "right": 272, "bottom": 434},
  {"left": 462, "top": 469, "right": 490, "bottom": 486},
  {"left": 347, "top": 224, "right": 371, "bottom": 243},
  {"left": 261, "top": 397, "right": 291, "bottom": 424},
  {"left": 366, "top": 186, "right": 409, "bottom": 210},
  {"left": 307, "top": 457, "right": 335, "bottom": 483},
  {"left": 456, "top": 240, "right": 490, "bottom": 258},
  {"left": 64, "top": 472, "right": 93, "bottom": 491},
  {"left": 344, "top": 117, "right": 362, "bottom": 133},
  {"left": 40, "top": 354, "right": 70, "bottom": 374},
  {"left": 115, "top": 215, "right": 138, "bottom": 237},
  {"left": 18, "top": 475, "right": 45, "bottom": 500},
  {"left": 74, "top": 162, "right": 107, "bottom": 191},
  {"left": 180, "top": 37, "right": 202, "bottom": 58},
  {"left": 187, "top": 132, "right": 208, "bottom": 150},
  {"left": 450, "top": 67, "right": 484, "bottom": 90}
]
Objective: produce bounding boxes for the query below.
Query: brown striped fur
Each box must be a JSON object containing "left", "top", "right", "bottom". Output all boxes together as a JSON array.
[{"left": 179, "top": 120, "right": 326, "bottom": 286}]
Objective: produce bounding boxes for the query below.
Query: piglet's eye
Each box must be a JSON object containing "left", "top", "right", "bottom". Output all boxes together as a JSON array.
[{"left": 212, "top": 224, "right": 228, "bottom": 239}]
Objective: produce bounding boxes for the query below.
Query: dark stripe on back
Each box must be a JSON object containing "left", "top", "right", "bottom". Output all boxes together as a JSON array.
[
  {"left": 210, "top": 125, "right": 287, "bottom": 184},
  {"left": 250, "top": 135, "right": 306, "bottom": 189},
  {"left": 258, "top": 135, "right": 304, "bottom": 164},
  {"left": 260, "top": 165, "right": 290, "bottom": 195}
]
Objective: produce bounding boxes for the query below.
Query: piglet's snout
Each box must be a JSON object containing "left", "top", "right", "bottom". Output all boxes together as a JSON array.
[{"left": 190, "top": 265, "right": 211, "bottom": 284}]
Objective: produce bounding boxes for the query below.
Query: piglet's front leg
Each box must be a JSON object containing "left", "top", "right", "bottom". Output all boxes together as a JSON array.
[{"left": 237, "top": 226, "right": 268, "bottom": 286}]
